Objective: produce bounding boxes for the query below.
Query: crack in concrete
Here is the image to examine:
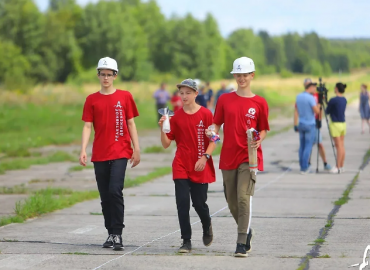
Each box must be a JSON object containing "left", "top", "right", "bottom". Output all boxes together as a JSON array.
[{"left": 297, "top": 149, "right": 370, "bottom": 270}]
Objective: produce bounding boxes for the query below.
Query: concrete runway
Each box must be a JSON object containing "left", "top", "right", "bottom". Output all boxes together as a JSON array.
[{"left": 0, "top": 104, "right": 369, "bottom": 270}]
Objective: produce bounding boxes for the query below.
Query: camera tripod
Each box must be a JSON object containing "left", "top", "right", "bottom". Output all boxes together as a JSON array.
[{"left": 315, "top": 94, "right": 339, "bottom": 174}]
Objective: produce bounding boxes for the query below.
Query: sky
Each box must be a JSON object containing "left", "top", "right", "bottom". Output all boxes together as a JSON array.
[{"left": 34, "top": 0, "right": 370, "bottom": 38}]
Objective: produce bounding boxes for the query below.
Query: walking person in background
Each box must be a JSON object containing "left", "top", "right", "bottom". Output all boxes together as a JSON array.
[
  {"left": 153, "top": 83, "right": 171, "bottom": 121},
  {"left": 171, "top": 90, "right": 183, "bottom": 112},
  {"left": 80, "top": 57, "right": 141, "bottom": 251},
  {"left": 214, "top": 83, "right": 229, "bottom": 107},
  {"left": 359, "top": 84, "right": 370, "bottom": 134},
  {"left": 205, "top": 82, "right": 214, "bottom": 112},
  {"left": 326, "top": 83, "right": 347, "bottom": 173},
  {"left": 295, "top": 79, "right": 321, "bottom": 174},
  {"left": 196, "top": 86, "right": 208, "bottom": 108}
]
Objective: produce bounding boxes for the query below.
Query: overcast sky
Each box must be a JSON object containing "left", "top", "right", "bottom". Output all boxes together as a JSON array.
[{"left": 34, "top": 0, "right": 370, "bottom": 38}]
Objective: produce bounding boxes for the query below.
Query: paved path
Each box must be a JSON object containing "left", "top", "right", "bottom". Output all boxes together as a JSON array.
[{"left": 0, "top": 104, "right": 369, "bottom": 270}]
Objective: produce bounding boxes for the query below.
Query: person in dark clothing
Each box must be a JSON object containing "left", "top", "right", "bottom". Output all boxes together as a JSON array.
[
  {"left": 153, "top": 83, "right": 171, "bottom": 121},
  {"left": 326, "top": 82, "right": 347, "bottom": 174},
  {"left": 196, "top": 86, "right": 208, "bottom": 108},
  {"left": 359, "top": 84, "right": 370, "bottom": 133}
]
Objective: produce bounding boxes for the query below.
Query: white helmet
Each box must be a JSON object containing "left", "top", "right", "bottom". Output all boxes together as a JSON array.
[
  {"left": 194, "top": 78, "right": 202, "bottom": 88},
  {"left": 230, "top": 57, "right": 255, "bottom": 74},
  {"left": 228, "top": 83, "right": 236, "bottom": 91},
  {"left": 96, "top": 57, "right": 118, "bottom": 72}
]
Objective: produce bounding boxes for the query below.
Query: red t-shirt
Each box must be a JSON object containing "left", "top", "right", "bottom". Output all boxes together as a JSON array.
[
  {"left": 171, "top": 96, "right": 183, "bottom": 112},
  {"left": 166, "top": 107, "right": 216, "bottom": 184},
  {"left": 213, "top": 92, "right": 270, "bottom": 171},
  {"left": 82, "top": 90, "right": 139, "bottom": 162}
]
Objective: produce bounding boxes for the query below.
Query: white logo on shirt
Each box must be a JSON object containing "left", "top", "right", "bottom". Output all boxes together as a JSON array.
[
  {"left": 248, "top": 108, "right": 256, "bottom": 115},
  {"left": 114, "top": 101, "right": 124, "bottom": 141},
  {"left": 115, "top": 101, "right": 122, "bottom": 108},
  {"left": 196, "top": 120, "right": 205, "bottom": 128},
  {"left": 349, "top": 245, "right": 370, "bottom": 269},
  {"left": 196, "top": 120, "right": 205, "bottom": 159}
]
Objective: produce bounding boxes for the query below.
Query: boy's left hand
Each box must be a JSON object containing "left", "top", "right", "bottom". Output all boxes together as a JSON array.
[
  {"left": 130, "top": 149, "right": 141, "bottom": 168},
  {"left": 195, "top": 156, "right": 207, "bottom": 171}
]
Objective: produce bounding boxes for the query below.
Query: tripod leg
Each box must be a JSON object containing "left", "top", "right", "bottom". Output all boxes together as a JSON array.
[
  {"left": 322, "top": 102, "right": 339, "bottom": 172},
  {"left": 316, "top": 128, "right": 320, "bottom": 173}
]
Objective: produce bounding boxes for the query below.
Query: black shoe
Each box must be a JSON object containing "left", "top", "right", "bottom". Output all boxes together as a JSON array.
[
  {"left": 203, "top": 223, "right": 213, "bottom": 247},
  {"left": 178, "top": 239, "right": 192, "bottom": 253},
  {"left": 112, "top": 235, "right": 124, "bottom": 251},
  {"left": 102, "top": 234, "right": 113, "bottom": 248},
  {"left": 246, "top": 228, "right": 254, "bottom": 252},
  {"left": 234, "top": 243, "right": 247, "bottom": 257}
]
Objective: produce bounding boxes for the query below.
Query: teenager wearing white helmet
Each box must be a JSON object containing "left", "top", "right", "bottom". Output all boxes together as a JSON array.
[
  {"left": 79, "top": 57, "right": 141, "bottom": 251},
  {"left": 206, "top": 56, "right": 270, "bottom": 257}
]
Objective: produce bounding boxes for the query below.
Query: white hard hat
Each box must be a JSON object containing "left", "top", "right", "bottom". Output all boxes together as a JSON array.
[
  {"left": 194, "top": 78, "right": 202, "bottom": 88},
  {"left": 228, "top": 83, "right": 236, "bottom": 91},
  {"left": 96, "top": 57, "right": 118, "bottom": 72},
  {"left": 230, "top": 57, "right": 255, "bottom": 74}
]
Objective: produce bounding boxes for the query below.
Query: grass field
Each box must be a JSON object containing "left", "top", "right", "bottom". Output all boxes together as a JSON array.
[{"left": 0, "top": 70, "right": 368, "bottom": 161}]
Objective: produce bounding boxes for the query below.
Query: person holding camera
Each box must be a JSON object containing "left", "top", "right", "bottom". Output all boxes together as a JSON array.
[
  {"left": 294, "top": 79, "right": 321, "bottom": 174},
  {"left": 294, "top": 79, "right": 332, "bottom": 171},
  {"left": 326, "top": 83, "right": 347, "bottom": 173}
]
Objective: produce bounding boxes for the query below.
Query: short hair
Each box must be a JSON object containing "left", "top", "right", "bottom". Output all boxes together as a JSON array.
[
  {"left": 362, "top": 84, "right": 367, "bottom": 89},
  {"left": 336, "top": 82, "right": 347, "bottom": 93},
  {"left": 97, "top": 69, "right": 117, "bottom": 76}
]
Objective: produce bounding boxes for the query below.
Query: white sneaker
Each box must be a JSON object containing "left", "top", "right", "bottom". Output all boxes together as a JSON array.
[
  {"left": 340, "top": 167, "right": 345, "bottom": 173},
  {"left": 330, "top": 167, "right": 340, "bottom": 174}
]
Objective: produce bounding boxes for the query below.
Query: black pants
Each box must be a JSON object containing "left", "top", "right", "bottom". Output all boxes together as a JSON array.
[
  {"left": 174, "top": 179, "right": 211, "bottom": 240},
  {"left": 156, "top": 103, "right": 167, "bottom": 121},
  {"left": 93, "top": 158, "right": 128, "bottom": 235}
]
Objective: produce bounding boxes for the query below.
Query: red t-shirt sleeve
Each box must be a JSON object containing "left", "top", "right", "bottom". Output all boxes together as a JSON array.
[
  {"left": 166, "top": 117, "right": 176, "bottom": 140},
  {"left": 213, "top": 96, "right": 224, "bottom": 125},
  {"left": 125, "top": 92, "right": 139, "bottom": 120},
  {"left": 257, "top": 98, "right": 270, "bottom": 131},
  {"left": 82, "top": 96, "right": 93, "bottom": 122}
]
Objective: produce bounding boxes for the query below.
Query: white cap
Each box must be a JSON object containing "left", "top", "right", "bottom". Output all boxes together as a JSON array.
[
  {"left": 194, "top": 78, "right": 202, "bottom": 88},
  {"left": 230, "top": 57, "right": 255, "bottom": 74},
  {"left": 228, "top": 83, "right": 236, "bottom": 91},
  {"left": 96, "top": 57, "right": 118, "bottom": 72}
]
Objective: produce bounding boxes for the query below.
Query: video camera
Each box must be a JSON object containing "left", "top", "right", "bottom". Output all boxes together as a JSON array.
[{"left": 316, "top": 77, "right": 328, "bottom": 105}]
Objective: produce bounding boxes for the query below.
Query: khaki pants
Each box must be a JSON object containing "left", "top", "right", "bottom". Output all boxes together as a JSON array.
[{"left": 222, "top": 163, "right": 256, "bottom": 244}]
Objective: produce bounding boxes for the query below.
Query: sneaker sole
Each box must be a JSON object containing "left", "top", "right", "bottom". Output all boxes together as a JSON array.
[
  {"left": 113, "top": 246, "right": 124, "bottom": 251},
  {"left": 234, "top": 253, "right": 248, "bottom": 257},
  {"left": 178, "top": 249, "right": 191, "bottom": 253},
  {"left": 102, "top": 245, "right": 113, "bottom": 248},
  {"left": 246, "top": 228, "right": 254, "bottom": 253}
]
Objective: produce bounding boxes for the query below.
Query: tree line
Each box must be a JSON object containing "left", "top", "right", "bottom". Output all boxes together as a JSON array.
[{"left": 1, "top": 0, "right": 370, "bottom": 90}]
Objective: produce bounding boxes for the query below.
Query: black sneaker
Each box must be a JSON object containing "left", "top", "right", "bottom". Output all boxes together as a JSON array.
[
  {"left": 246, "top": 228, "right": 254, "bottom": 252},
  {"left": 178, "top": 239, "right": 192, "bottom": 253},
  {"left": 203, "top": 223, "right": 213, "bottom": 247},
  {"left": 112, "top": 235, "right": 124, "bottom": 251},
  {"left": 102, "top": 234, "right": 113, "bottom": 248},
  {"left": 234, "top": 243, "right": 247, "bottom": 257}
]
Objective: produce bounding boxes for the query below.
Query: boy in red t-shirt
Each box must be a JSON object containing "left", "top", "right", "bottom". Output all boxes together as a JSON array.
[
  {"left": 159, "top": 78, "right": 216, "bottom": 253},
  {"left": 79, "top": 57, "right": 141, "bottom": 251},
  {"left": 208, "top": 57, "right": 270, "bottom": 257}
]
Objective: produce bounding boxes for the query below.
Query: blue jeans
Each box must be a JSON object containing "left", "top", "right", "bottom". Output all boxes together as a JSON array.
[{"left": 298, "top": 124, "right": 316, "bottom": 171}]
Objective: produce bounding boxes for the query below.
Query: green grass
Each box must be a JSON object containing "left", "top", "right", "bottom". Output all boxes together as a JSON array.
[
  {"left": 0, "top": 101, "right": 158, "bottom": 159},
  {"left": 0, "top": 184, "right": 28, "bottom": 194},
  {"left": 314, "top": 238, "right": 325, "bottom": 244},
  {"left": 0, "top": 166, "right": 172, "bottom": 227},
  {"left": 0, "top": 188, "right": 99, "bottom": 227},
  {"left": 334, "top": 174, "right": 359, "bottom": 206},
  {"left": 90, "top": 212, "right": 103, "bottom": 215},
  {"left": 317, "top": 254, "right": 331, "bottom": 258},
  {"left": 143, "top": 145, "right": 166, "bottom": 153},
  {"left": 125, "top": 167, "right": 172, "bottom": 188},
  {"left": 69, "top": 165, "right": 94, "bottom": 172},
  {"left": 0, "top": 151, "right": 76, "bottom": 174}
]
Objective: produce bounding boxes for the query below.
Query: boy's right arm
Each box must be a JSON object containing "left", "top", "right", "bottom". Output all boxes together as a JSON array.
[
  {"left": 79, "top": 122, "right": 92, "bottom": 166},
  {"left": 158, "top": 115, "right": 172, "bottom": 149}
]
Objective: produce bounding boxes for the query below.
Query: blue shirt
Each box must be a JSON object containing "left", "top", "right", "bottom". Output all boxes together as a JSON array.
[
  {"left": 153, "top": 89, "right": 170, "bottom": 105},
  {"left": 196, "top": 94, "right": 207, "bottom": 108},
  {"left": 296, "top": 92, "right": 316, "bottom": 126},
  {"left": 326, "top": 96, "right": 347, "bottom": 122},
  {"left": 215, "top": 89, "right": 229, "bottom": 105}
]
